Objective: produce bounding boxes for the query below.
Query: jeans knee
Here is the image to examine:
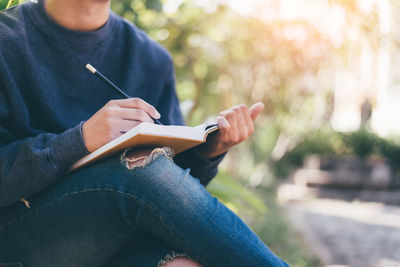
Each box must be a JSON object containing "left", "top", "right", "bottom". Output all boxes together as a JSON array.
[
  {"left": 120, "top": 147, "right": 201, "bottom": 194},
  {"left": 120, "top": 147, "right": 175, "bottom": 170},
  {"left": 119, "top": 151, "right": 211, "bottom": 213},
  {"left": 119, "top": 146, "right": 193, "bottom": 194}
]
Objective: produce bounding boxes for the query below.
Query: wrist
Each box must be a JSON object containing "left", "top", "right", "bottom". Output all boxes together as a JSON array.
[
  {"left": 79, "top": 121, "right": 91, "bottom": 154},
  {"left": 197, "top": 143, "right": 226, "bottom": 159},
  {"left": 81, "top": 121, "right": 95, "bottom": 152}
]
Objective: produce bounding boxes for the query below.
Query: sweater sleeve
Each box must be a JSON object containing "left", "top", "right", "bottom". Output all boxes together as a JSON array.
[
  {"left": 157, "top": 58, "right": 225, "bottom": 186},
  {"left": 0, "top": 89, "right": 90, "bottom": 207},
  {"left": 0, "top": 123, "right": 90, "bottom": 208}
]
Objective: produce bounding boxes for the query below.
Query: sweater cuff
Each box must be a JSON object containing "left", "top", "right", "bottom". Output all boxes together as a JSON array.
[
  {"left": 48, "top": 122, "right": 90, "bottom": 172},
  {"left": 174, "top": 146, "right": 226, "bottom": 186},
  {"left": 175, "top": 146, "right": 225, "bottom": 171},
  {"left": 191, "top": 146, "right": 226, "bottom": 169}
]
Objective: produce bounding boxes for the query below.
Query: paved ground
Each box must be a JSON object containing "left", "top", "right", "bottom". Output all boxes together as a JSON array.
[{"left": 284, "top": 198, "right": 400, "bottom": 267}]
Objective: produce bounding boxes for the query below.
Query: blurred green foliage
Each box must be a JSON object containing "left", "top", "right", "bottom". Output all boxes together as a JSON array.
[
  {"left": 0, "top": 0, "right": 18, "bottom": 10},
  {"left": 112, "top": 0, "right": 333, "bottom": 127},
  {"left": 273, "top": 127, "right": 400, "bottom": 178},
  {"left": 207, "top": 170, "right": 266, "bottom": 215}
]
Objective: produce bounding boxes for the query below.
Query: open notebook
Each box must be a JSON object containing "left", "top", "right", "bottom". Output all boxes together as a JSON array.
[{"left": 69, "top": 122, "right": 219, "bottom": 172}]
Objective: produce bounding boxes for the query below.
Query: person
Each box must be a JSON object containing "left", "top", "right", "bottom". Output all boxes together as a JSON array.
[{"left": 0, "top": 0, "right": 289, "bottom": 266}]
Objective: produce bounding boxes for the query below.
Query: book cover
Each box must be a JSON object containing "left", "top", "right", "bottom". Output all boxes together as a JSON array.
[{"left": 69, "top": 122, "right": 219, "bottom": 172}]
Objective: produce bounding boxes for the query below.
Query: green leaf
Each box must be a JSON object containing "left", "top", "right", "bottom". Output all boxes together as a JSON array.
[
  {"left": 0, "top": 0, "right": 18, "bottom": 10},
  {"left": 0, "top": 0, "right": 9, "bottom": 10},
  {"left": 207, "top": 172, "right": 267, "bottom": 214}
]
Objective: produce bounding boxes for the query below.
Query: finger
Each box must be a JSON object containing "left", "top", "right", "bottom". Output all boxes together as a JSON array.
[
  {"left": 118, "top": 108, "right": 154, "bottom": 123},
  {"left": 241, "top": 104, "right": 255, "bottom": 135},
  {"left": 233, "top": 105, "right": 248, "bottom": 141},
  {"left": 217, "top": 115, "right": 230, "bottom": 140},
  {"left": 118, "top": 119, "right": 143, "bottom": 133},
  {"left": 115, "top": 98, "right": 161, "bottom": 119},
  {"left": 224, "top": 110, "right": 239, "bottom": 143},
  {"left": 218, "top": 110, "right": 232, "bottom": 142},
  {"left": 249, "top": 102, "right": 264, "bottom": 121}
]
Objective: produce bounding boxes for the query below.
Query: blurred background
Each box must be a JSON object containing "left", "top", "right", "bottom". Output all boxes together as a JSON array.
[{"left": 5, "top": 0, "right": 400, "bottom": 266}]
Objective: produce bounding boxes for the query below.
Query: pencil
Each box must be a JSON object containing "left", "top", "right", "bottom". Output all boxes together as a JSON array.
[{"left": 86, "top": 64, "right": 163, "bottom": 125}]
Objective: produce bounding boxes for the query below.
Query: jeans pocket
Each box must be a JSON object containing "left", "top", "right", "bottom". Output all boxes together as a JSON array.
[{"left": 0, "top": 262, "right": 25, "bottom": 267}]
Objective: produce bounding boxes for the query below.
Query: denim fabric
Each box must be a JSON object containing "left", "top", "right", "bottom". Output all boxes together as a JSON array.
[{"left": 0, "top": 154, "right": 288, "bottom": 267}]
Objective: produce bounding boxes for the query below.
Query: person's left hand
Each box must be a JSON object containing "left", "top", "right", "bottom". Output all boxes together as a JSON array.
[{"left": 198, "top": 102, "right": 264, "bottom": 159}]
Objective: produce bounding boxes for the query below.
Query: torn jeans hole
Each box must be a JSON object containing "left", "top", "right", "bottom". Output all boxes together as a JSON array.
[
  {"left": 157, "top": 251, "right": 193, "bottom": 267},
  {"left": 120, "top": 147, "right": 175, "bottom": 170}
]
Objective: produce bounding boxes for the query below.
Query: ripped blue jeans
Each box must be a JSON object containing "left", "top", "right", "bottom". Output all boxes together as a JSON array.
[{"left": 0, "top": 148, "right": 289, "bottom": 267}]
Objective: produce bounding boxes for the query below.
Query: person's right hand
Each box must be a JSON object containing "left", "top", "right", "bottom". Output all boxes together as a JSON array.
[{"left": 82, "top": 98, "right": 161, "bottom": 152}]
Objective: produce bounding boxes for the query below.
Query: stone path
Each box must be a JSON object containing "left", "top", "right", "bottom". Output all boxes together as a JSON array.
[{"left": 284, "top": 198, "right": 400, "bottom": 267}]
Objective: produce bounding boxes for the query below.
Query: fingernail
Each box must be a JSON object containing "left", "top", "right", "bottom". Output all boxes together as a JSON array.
[{"left": 155, "top": 111, "right": 161, "bottom": 119}]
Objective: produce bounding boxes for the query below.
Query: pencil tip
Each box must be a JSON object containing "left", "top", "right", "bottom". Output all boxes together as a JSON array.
[{"left": 86, "top": 64, "right": 96, "bottom": 74}]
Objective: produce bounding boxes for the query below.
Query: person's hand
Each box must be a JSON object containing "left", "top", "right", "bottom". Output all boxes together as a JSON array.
[
  {"left": 82, "top": 98, "right": 160, "bottom": 152},
  {"left": 198, "top": 103, "right": 264, "bottom": 159}
]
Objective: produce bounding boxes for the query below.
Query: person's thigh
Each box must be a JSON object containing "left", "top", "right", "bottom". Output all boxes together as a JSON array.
[{"left": 0, "top": 153, "right": 186, "bottom": 267}]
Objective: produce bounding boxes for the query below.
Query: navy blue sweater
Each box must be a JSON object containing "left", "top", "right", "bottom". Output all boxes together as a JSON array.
[{"left": 0, "top": 0, "right": 223, "bottom": 208}]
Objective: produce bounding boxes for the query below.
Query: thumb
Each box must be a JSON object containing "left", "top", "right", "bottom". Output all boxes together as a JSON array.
[{"left": 249, "top": 102, "right": 264, "bottom": 121}]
